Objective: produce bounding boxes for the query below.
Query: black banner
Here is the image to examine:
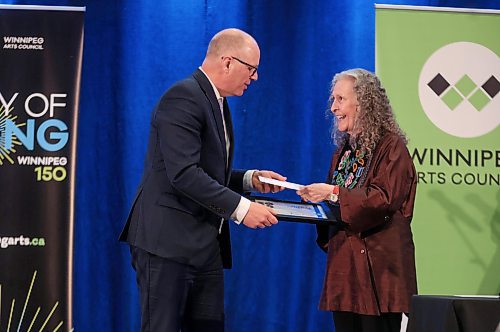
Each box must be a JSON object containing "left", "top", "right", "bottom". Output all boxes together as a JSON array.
[{"left": 0, "top": 5, "right": 84, "bottom": 331}]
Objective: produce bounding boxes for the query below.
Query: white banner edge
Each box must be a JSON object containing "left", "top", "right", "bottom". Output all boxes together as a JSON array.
[
  {"left": 0, "top": 4, "right": 86, "bottom": 12},
  {"left": 374, "top": 4, "right": 500, "bottom": 15}
]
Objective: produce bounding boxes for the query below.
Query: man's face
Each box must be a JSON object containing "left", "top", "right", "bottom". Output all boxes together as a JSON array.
[
  {"left": 221, "top": 45, "right": 260, "bottom": 97},
  {"left": 330, "top": 77, "right": 359, "bottom": 134}
]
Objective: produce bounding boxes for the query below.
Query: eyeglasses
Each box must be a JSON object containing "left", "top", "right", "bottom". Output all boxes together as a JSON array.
[{"left": 231, "top": 56, "right": 258, "bottom": 77}]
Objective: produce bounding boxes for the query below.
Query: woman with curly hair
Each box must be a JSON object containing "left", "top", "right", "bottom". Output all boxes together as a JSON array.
[{"left": 298, "top": 68, "right": 418, "bottom": 332}]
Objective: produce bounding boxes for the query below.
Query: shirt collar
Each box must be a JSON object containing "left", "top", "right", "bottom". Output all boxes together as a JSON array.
[{"left": 199, "top": 67, "right": 223, "bottom": 104}]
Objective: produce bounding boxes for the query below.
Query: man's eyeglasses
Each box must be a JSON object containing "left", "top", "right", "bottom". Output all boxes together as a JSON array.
[{"left": 231, "top": 56, "right": 258, "bottom": 77}]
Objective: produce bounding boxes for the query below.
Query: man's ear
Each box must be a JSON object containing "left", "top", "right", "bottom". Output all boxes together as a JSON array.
[{"left": 221, "top": 56, "right": 231, "bottom": 72}]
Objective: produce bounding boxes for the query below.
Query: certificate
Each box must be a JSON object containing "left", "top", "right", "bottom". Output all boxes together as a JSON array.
[{"left": 250, "top": 196, "right": 343, "bottom": 225}]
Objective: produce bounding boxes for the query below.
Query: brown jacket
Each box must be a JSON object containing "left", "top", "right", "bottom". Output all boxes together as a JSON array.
[{"left": 317, "top": 133, "right": 417, "bottom": 315}]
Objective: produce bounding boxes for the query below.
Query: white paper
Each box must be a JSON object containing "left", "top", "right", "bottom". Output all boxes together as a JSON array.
[{"left": 258, "top": 176, "right": 304, "bottom": 190}]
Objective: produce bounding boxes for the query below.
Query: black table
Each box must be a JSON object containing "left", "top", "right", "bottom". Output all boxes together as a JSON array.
[{"left": 407, "top": 295, "right": 500, "bottom": 332}]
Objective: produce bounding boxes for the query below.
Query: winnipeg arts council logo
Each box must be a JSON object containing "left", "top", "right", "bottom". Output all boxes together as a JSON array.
[
  {"left": 419, "top": 42, "right": 500, "bottom": 138},
  {"left": 2, "top": 36, "right": 45, "bottom": 50}
]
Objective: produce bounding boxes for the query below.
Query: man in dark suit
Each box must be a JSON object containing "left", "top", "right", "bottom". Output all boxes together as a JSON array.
[{"left": 119, "top": 28, "right": 285, "bottom": 332}]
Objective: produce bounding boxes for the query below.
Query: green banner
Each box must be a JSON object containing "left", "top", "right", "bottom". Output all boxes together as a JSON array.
[{"left": 376, "top": 5, "right": 499, "bottom": 295}]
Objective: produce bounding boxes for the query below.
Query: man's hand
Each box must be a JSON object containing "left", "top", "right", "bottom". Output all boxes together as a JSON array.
[
  {"left": 242, "top": 202, "right": 278, "bottom": 229},
  {"left": 297, "top": 183, "right": 333, "bottom": 203},
  {"left": 252, "top": 170, "right": 286, "bottom": 193}
]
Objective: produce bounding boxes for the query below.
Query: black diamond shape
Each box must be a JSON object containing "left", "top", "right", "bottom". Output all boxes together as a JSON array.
[
  {"left": 482, "top": 75, "right": 500, "bottom": 98},
  {"left": 428, "top": 73, "right": 450, "bottom": 96}
]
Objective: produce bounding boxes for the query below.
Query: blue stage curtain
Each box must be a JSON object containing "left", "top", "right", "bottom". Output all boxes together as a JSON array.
[{"left": 5, "top": 0, "right": 500, "bottom": 331}]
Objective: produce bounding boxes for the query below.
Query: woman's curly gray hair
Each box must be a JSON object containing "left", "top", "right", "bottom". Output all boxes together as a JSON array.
[{"left": 330, "top": 68, "right": 407, "bottom": 157}]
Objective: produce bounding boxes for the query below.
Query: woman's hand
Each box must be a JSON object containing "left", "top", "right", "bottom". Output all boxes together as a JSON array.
[{"left": 297, "top": 183, "right": 334, "bottom": 203}]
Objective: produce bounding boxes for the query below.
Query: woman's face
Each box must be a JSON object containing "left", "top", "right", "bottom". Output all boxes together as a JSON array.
[{"left": 330, "top": 77, "right": 359, "bottom": 134}]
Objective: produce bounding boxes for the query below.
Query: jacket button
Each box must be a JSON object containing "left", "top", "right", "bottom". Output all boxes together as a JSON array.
[{"left": 360, "top": 249, "right": 365, "bottom": 254}]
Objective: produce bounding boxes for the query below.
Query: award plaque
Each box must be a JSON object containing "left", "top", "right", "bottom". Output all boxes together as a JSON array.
[{"left": 250, "top": 196, "right": 343, "bottom": 225}]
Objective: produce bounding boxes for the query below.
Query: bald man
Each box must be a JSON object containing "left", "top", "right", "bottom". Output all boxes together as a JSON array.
[{"left": 119, "top": 28, "right": 285, "bottom": 331}]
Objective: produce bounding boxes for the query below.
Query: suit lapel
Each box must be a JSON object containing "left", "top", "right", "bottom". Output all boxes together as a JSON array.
[{"left": 192, "top": 69, "right": 228, "bottom": 165}]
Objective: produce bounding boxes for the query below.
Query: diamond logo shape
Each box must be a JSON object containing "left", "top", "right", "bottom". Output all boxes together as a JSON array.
[
  {"left": 442, "top": 87, "right": 463, "bottom": 110},
  {"left": 419, "top": 42, "right": 500, "bottom": 137},
  {"left": 468, "top": 89, "right": 490, "bottom": 111},
  {"left": 482, "top": 75, "right": 500, "bottom": 98},
  {"left": 428, "top": 73, "right": 450, "bottom": 96},
  {"left": 455, "top": 75, "right": 476, "bottom": 97}
]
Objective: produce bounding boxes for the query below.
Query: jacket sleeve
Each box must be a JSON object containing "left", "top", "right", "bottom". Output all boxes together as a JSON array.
[
  {"left": 339, "top": 135, "right": 416, "bottom": 234},
  {"left": 228, "top": 169, "right": 246, "bottom": 194}
]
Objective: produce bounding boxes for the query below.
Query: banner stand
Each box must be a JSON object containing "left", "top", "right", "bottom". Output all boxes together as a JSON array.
[
  {"left": 376, "top": 4, "right": 500, "bottom": 296},
  {"left": 0, "top": 5, "right": 85, "bottom": 331}
]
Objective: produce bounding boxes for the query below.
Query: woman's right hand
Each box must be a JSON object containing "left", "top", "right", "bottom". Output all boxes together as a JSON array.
[{"left": 297, "top": 183, "right": 334, "bottom": 203}]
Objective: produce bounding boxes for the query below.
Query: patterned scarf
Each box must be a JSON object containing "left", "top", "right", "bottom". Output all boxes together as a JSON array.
[{"left": 331, "top": 144, "right": 367, "bottom": 189}]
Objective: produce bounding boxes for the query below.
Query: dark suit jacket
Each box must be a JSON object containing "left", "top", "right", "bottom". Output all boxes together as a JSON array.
[{"left": 119, "top": 69, "right": 246, "bottom": 269}]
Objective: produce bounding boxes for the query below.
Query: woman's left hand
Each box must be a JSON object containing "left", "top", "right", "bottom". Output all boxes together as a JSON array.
[{"left": 297, "top": 183, "right": 333, "bottom": 203}]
